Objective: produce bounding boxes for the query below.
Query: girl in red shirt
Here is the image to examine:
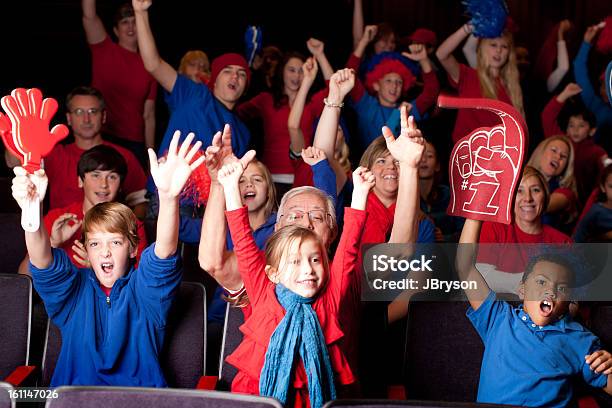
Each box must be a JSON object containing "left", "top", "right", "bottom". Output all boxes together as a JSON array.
[{"left": 217, "top": 151, "right": 375, "bottom": 408}]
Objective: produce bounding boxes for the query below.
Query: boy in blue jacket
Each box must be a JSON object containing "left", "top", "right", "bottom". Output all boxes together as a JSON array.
[
  {"left": 457, "top": 218, "right": 612, "bottom": 407},
  {"left": 12, "top": 132, "right": 204, "bottom": 387}
]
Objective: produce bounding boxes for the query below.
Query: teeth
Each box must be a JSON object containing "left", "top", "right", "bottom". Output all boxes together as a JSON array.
[
  {"left": 383, "top": 175, "right": 397, "bottom": 180},
  {"left": 543, "top": 300, "right": 552, "bottom": 306}
]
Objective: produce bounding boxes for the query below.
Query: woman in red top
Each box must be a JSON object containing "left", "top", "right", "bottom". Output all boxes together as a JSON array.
[
  {"left": 237, "top": 40, "right": 334, "bottom": 196},
  {"left": 477, "top": 166, "right": 572, "bottom": 294},
  {"left": 217, "top": 151, "right": 375, "bottom": 407},
  {"left": 436, "top": 23, "right": 524, "bottom": 144}
]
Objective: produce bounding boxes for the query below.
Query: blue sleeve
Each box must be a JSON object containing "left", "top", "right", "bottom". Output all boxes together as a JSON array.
[
  {"left": 417, "top": 218, "right": 436, "bottom": 243},
  {"left": 386, "top": 108, "right": 401, "bottom": 135},
  {"left": 573, "top": 208, "right": 596, "bottom": 243},
  {"left": 466, "top": 290, "right": 509, "bottom": 341},
  {"left": 581, "top": 336, "right": 610, "bottom": 388},
  {"left": 312, "top": 159, "right": 338, "bottom": 204},
  {"left": 165, "top": 74, "right": 211, "bottom": 113},
  {"left": 178, "top": 215, "right": 203, "bottom": 244},
  {"left": 409, "top": 98, "right": 426, "bottom": 122},
  {"left": 133, "top": 244, "right": 182, "bottom": 328},
  {"left": 574, "top": 42, "right": 611, "bottom": 121},
  {"left": 30, "top": 249, "right": 81, "bottom": 328}
]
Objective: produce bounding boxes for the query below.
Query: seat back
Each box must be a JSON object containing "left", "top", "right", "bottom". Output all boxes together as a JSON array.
[
  {"left": 404, "top": 301, "right": 483, "bottom": 402},
  {"left": 0, "top": 274, "right": 31, "bottom": 380},
  {"left": 42, "top": 282, "right": 207, "bottom": 388},
  {"left": 0, "top": 214, "right": 27, "bottom": 275},
  {"left": 46, "top": 386, "right": 283, "bottom": 408},
  {"left": 217, "top": 303, "right": 245, "bottom": 390},
  {"left": 0, "top": 382, "right": 15, "bottom": 408}
]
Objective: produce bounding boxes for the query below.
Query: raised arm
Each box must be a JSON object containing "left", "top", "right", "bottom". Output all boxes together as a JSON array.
[
  {"left": 403, "top": 44, "right": 440, "bottom": 116},
  {"left": 436, "top": 24, "right": 473, "bottom": 84},
  {"left": 148, "top": 131, "right": 205, "bottom": 259},
  {"left": 353, "top": 25, "right": 377, "bottom": 59},
  {"left": 288, "top": 58, "right": 318, "bottom": 154},
  {"left": 456, "top": 219, "right": 491, "bottom": 311},
  {"left": 546, "top": 20, "right": 571, "bottom": 92},
  {"left": 132, "top": 0, "right": 178, "bottom": 92},
  {"left": 462, "top": 34, "right": 478, "bottom": 68},
  {"left": 542, "top": 83, "right": 582, "bottom": 137},
  {"left": 198, "top": 125, "right": 243, "bottom": 291},
  {"left": 143, "top": 99, "right": 156, "bottom": 150},
  {"left": 81, "top": 0, "right": 106, "bottom": 45},
  {"left": 307, "top": 38, "right": 334, "bottom": 80},
  {"left": 352, "top": 0, "right": 364, "bottom": 49},
  {"left": 12, "top": 167, "right": 52, "bottom": 269}
]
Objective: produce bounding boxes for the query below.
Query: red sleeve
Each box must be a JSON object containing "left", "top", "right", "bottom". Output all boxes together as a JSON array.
[
  {"left": 478, "top": 221, "right": 499, "bottom": 243},
  {"left": 533, "top": 22, "right": 561, "bottom": 81},
  {"left": 225, "top": 206, "right": 269, "bottom": 305},
  {"left": 135, "top": 219, "right": 147, "bottom": 262},
  {"left": 327, "top": 208, "right": 367, "bottom": 307},
  {"left": 542, "top": 97, "right": 564, "bottom": 138},
  {"left": 236, "top": 92, "right": 265, "bottom": 121},
  {"left": 309, "top": 82, "right": 329, "bottom": 117},
  {"left": 43, "top": 209, "right": 61, "bottom": 236},
  {"left": 414, "top": 70, "right": 440, "bottom": 116},
  {"left": 346, "top": 54, "right": 365, "bottom": 102},
  {"left": 147, "top": 79, "right": 158, "bottom": 101},
  {"left": 553, "top": 187, "right": 576, "bottom": 202}
]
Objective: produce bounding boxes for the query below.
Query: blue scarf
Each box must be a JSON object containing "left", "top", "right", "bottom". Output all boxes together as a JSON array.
[{"left": 259, "top": 284, "right": 336, "bottom": 408}]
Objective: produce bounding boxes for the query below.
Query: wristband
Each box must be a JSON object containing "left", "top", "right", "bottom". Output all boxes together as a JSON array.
[{"left": 324, "top": 98, "right": 344, "bottom": 109}]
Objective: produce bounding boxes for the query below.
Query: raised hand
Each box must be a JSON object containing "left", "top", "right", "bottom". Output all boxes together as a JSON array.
[
  {"left": 306, "top": 38, "right": 325, "bottom": 56},
  {"left": 302, "top": 57, "right": 319, "bottom": 85},
  {"left": 49, "top": 213, "right": 81, "bottom": 247},
  {"left": 382, "top": 105, "right": 425, "bottom": 168},
  {"left": 71, "top": 240, "right": 91, "bottom": 268},
  {"left": 149, "top": 131, "right": 205, "bottom": 199},
  {"left": 361, "top": 25, "right": 378, "bottom": 45},
  {"left": 403, "top": 44, "right": 428, "bottom": 62},
  {"left": 132, "top": 0, "right": 152, "bottom": 12},
  {"left": 302, "top": 146, "right": 327, "bottom": 167},
  {"left": 557, "top": 82, "right": 582, "bottom": 102},
  {"left": 205, "top": 124, "right": 238, "bottom": 182},
  {"left": 328, "top": 68, "right": 355, "bottom": 103},
  {"left": 584, "top": 22, "right": 606, "bottom": 44},
  {"left": 217, "top": 150, "right": 256, "bottom": 190},
  {"left": 1, "top": 88, "right": 69, "bottom": 172},
  {"left": 351, "top": 166, "right": 375, "bottom": 210},
  {"left": 558, "top": 19, "right": 571, "bottom": 39},
  {"left": 12, "top": 166, "right": 48, "bottom": 231}
]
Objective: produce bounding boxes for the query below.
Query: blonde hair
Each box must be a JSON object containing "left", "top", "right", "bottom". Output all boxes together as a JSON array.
[
  {"left": 476, "top": 32, "right": 525, "bottom": 117},
  {"left": 359, "top": 135, "right": 390, "bottom": 169},
  {"left": 527, "top": 136, "right": 577, "bottom": 196},
  {"left": 264, "top": 225, "right": 330, "bottom": 285},
  {"left": 82, "top": 202, "right": 139, "bottom": 252},
  {"left": 178, "top": 50, "right": 210, "bottom": 75},
  {"left": 245, "top": 159, "right": 277, "bottom": 218}
]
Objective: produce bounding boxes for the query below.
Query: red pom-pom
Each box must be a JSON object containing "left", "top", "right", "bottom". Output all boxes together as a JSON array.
[
  {"left": 180, "top": 150, "right": 211, "bottom": 206},
  {"left": 595, "top": 17, "right": 612, "bottom": 54}
]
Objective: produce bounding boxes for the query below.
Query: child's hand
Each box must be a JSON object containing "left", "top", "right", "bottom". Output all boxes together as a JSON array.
[
  {"left": 558, "top": 83, "right": 582, "bottom": 102},
  {"left": 205, "top": 124, "right": 237, "bottom": 182},
  {"left": 399, "top": 101, "right": 413, "bottom": 115},
  {"left": 132, "top": 0, "right": 152, "bottom": 12},
  {"left": 350, "top": 166, "right": 375, "bottom": 210},
  {"left": 306, "top": 38, "right": 325, "bottom": 57},
  {"left": 403, "top": 44, "right": 428, "bottom": 62},
  {"left": 149, "top": 131, "right": 205, "bottom": 199},
  {"left": 217, "top": 150, "right": 256, "bottom": 189},
  {"left": 585, "top": 350, "right": 612, "bottom": 375},
  {"left": 361, "top": 25, "right": 378, "bottom": 45},
  {"left": 302, "top": 146, "right": 327, "bottom": 167},
  {"left": 328, "top": 68, "right": 355, "bottom": 104},
  {"left": 71, "top": 240, "right": 91, "bottom": 268},
  {"left": 382, "top": 105, "right": 425, "bottom": 168},
  {"left": 11, "top": 166, "right": 47, "bottom": 210},
  {"left": 558, "top": 19, "right": 571, "bottom": 39},
  {"left": 302, "top": 57, "right": 319, "bottom": 85},
  {"left": 584, "top": 22, "right": 606, "bottom": 44},
  {"left": 49, "top": 213, "right": 81, "bottom": 248}
]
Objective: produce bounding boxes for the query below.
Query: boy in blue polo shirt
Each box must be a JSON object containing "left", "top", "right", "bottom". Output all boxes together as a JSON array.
[
  {"left": 457, "top": 218, "right": 612, "bottom": 407},
  {"left": 12, "top": 132, "right": 204, "bottom": 386}
]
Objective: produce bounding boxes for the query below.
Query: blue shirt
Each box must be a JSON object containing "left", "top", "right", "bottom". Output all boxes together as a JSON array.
[
  {"left": 30, "top": 245, "right": 181, "bottom": 387},
  {"left": 573, "top": 202, "right": 612, "bottom": 243},
  {"left": 467, "top": 291, "right": 607, "bottom": 407}
]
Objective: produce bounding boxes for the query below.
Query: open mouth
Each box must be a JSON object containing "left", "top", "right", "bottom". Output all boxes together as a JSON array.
[
  {"left": 243, "top": 191, "right": 256, "bottom": 201},
  {"left": 228, "top": 82, "right": 237, "bottom": 91},
  {"left": 539, "top": 299, "right": 553, "bottom": 317},
  {"left": 95, "top": 192, "right": 110, "bottom": 200},
  {"left": 383, "top": 174, "right": 398, "bottom": 180},
  {"left": 100, "top": 262, "right": 114, "bottom": 274},
  {"left": 297, "top": 278, "right": 317, "bottom": 287}
]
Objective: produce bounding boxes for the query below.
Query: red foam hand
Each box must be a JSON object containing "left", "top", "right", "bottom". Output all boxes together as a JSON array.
[
  {"left": 0, "top": 88, "right": 69, "bottom": 172},
  {"left": 0, "top": 112, "right": 21, "bottom": 160},
  {"left": 438, "top": 95, "right": 527, "bottom": 224}
]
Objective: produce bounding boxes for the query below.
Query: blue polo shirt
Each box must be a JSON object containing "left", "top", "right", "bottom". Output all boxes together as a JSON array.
[{"left": 467, "top": 291, "right": 607, "bottom": 407}]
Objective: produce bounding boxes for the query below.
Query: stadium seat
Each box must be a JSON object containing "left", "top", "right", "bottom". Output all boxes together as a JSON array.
[
  {"left": 0, "top": 213, "right": 27, "bottom": 275},
  {"left": 216, "top": 303, "right": 245, "bottom": 391}
]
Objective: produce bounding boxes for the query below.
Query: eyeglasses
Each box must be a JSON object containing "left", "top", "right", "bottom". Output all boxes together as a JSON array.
[
  {"left": 280, "top": 210, "right": 330, "bottom": 225},
  {"left": 70, "top": 108, "right": 102, "bottom": 116}
]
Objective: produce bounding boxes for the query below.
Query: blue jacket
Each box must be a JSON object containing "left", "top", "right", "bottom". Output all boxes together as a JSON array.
[{"left": 30, "top": 245, "right": 181, "bottom": 387}]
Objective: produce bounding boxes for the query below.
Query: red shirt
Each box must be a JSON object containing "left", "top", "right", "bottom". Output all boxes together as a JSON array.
[
  {"left": 90, "top": 36, "right": 158, "bottom": 143},
  {"left": 541, "top": 97, "right": 607, "bottom": 202},
  {"left": 44, "top": 141, "right": 147, "bottom": 210},
  {"left": 43, "top": 201, "right": 147, "bottom": 267},
  {"left": 448, "top": 64, "right": 514, "bottom": 144},
  {"left": 478, "top": 221, "right": 572, "bottom": 273},
  {"left": 237, "top": 90, "right": 326, "bottom": 175},
  {"left": 225, "top": 206, "right": 366, "bottom": 396}
]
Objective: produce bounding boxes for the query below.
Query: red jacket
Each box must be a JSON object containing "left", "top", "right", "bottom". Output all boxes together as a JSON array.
[{"left": 225, "top": 206, "right": 367, "bottom": 396}]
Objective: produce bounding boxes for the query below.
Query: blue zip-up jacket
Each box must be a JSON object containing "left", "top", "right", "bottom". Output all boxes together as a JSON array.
[{"left": 30, "top": 245, "right": 181, "bottom": 387}]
